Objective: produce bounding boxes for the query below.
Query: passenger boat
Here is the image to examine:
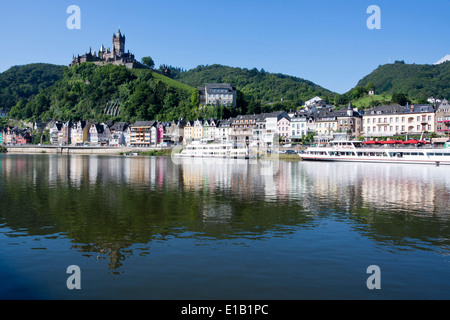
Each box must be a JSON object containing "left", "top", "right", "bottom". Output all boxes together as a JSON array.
[
  {"left": 300, "top": 140, "right": 450, "bottom": 165},
  {"left": 176, "top": 142, "right": 256, "bottom": 159}
]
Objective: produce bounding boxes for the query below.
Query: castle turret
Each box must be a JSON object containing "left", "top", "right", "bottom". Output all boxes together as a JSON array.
[{"left": 113, "top": 29, "right": 125, "bottom": 56}]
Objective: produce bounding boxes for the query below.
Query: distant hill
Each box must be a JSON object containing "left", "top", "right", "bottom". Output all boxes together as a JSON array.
[
  {"left": 0, "top": 63, "right": 65, "bottom": 110},
  {"left": 173, "top": 64, "right": 336, "bottom": 107},
  {"left": 355, "top": 61, "right": 450, "bottom": 102}
]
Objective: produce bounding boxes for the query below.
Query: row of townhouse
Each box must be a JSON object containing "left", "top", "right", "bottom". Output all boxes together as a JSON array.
[
  {"left": 312, "top": 100, "right": 450, "bottom": 141},
  {"left": 179, "top": 99, "right": 450, "bottom": 146},
  {"left": 0, "top": 127, "right": 32, "bottom": 145},
  {"left": 181, "top": 111, "right": 313, "bottom": 148},
  {"left": 3, "top": 99, "right": 448, "bottom": 147},
  {"left": 46, "top": 119, "right": 186, "bottom": 147}
]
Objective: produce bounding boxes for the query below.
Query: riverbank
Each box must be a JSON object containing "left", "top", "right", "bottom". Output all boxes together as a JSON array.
[
  {"left": 125, "top": 148, "right": 174, "bottom": 156},
  {"left": 5, "top": 145, "right": 303, "bottom": 160},
  {"left": 259, "top": 153, "right": 301, "bottom": 161},
  {"left": 5, "top": 145, "right": 171, "bottom": 155}
]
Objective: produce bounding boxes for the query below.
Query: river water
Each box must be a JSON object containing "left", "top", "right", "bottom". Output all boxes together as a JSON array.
[{"left": 0, "top": 154, "right": 449, "bottom": 300}]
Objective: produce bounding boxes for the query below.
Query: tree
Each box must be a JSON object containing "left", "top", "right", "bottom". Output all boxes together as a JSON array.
[
  {"left": 365, "top": 82, "right": 375, "bottom": 92},
  {"left": 190, "top": 89, "right": 199, "bottom": 107},
  {"left": 349, "top": 86, "right": 367, "bottom": 100},
  {"left": 247, "top": 99, "right": 262, "bottom": 114},
  {"left": 391, "top": 92, "right": 409, "bottom": 106},
  {"left": 333, "top": 94, "right": 348, "bottom": 106},
  {"left": 141, "top": 56, "right": 155, "bottom": 69}
]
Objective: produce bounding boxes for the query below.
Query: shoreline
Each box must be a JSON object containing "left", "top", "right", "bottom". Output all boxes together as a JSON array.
[
  {"left": 3, "top": 145, "right": 302, "bottom": 160},
  {"left": 4, "top": 145, "right": 171, "bottom": 155}
]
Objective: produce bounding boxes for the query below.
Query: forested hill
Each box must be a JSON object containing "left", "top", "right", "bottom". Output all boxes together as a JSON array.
[
  {"left": 355, "top": 60, "right": 450, "bottom": 101},
  {"left": 0, "top": 63, "right": 65, "bottom": 110},
  {"left": 173, "top": 64, "right": 336, "bottom": 107},
  {"left": 7, "top": 63, "right": 197, "bottom": 123}
]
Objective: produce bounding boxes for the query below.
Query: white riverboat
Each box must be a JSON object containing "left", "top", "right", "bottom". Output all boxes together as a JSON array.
[
  {"left": 176, "top": 142, "right": 256, "bottom": 159},
  {"left": 300, "top": 140, "right": 450, "bottom": 165}
]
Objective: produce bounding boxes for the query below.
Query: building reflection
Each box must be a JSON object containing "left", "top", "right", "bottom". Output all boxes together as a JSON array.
[{"left": 2, "top": 154, "right": 450, "bottom": 270}]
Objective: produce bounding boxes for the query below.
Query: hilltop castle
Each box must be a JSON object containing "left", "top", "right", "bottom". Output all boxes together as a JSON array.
[{"left": 70, "top": 29, "right": 145, "bottom": 69}]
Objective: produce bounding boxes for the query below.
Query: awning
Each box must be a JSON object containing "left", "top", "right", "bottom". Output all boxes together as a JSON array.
[
  {"left": 362, "top": 140, "right": 378, "bottom": 144},
  {"left": 402, "top": 139, "right": 419, "bottom": 144},
  {"left": 380, "top": 139, "right": 397, "bottom": 144}
]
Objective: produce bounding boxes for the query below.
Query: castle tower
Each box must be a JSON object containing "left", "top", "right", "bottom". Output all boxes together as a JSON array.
[{"left": 113, "top": 29, "right": 125, "bottom": 56}]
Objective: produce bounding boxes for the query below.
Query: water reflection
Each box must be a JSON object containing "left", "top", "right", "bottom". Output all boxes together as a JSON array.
[{"left": 1, "top": 154, "right": 450, "bottom": 270}]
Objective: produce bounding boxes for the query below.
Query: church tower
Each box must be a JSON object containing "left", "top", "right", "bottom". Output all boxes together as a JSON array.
[{"left": 113, "top": 29, "right": 125, "bottom": 56}]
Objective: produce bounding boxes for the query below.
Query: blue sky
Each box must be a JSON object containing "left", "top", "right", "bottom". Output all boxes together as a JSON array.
[{"left": 0, "top": 0, "right": 449, "bottom": 94}]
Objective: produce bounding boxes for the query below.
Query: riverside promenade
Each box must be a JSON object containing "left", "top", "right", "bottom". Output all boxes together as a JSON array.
[{"left": 5, "top": 145, "right": 169, "bottom": 155}]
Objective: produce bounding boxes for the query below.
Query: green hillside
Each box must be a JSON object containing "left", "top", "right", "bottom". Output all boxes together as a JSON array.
[
  {"left": 0, "top": 63, "right": 65, "bottom": 110},
  {"left": 5, "top": 60, "right": 449, "bottom": 123},
  {"left": 7, "top": 63, "right": 199, "bottom": 123},
  {"left": 174, "top": 64, "right": 336, "bottom": 108},
  {"left": 355, "top": 60, "right": 450, "bottom": 102},
  {"left": 349, "top": 94, "right": 392, "bottom": 109}
]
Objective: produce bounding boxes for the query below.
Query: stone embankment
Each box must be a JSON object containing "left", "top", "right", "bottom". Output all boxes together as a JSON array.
[{"left": 6, "top": 145, "right": 169, "bottom": 155}]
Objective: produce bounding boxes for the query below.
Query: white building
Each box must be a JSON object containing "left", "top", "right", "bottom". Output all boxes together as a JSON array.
[
  {"left": 428, "top": 97, "right": 442, "bottom": 104},
  {"left": 49, "top": 122, "right": 63, "bottom": 145},
  {"left": 202, "top": 118, "right": 218, "bottom": 142},
  {"left": 70, "top": 121, "right": 91, "bottom": 146},
  {"left": 216, "top": 119, "right": 233, "bottom": 143},
  {"left": 362, "top": 104, "right": 436, "bottom": 137},
  {"left": 277, "top": 115, "right": 291, "bottom": 139},
  {"left": 305, "top": 96, "right": 324, "bottom": 108},
  {"left": 198, "top": 83, "right": 237, "bottom": 108},
  {"left": 251, "top": 111, "right": 289, "bottom": 148},
  {"left": 290, "top": 115, "right": 308, "bottom": 141},
  {"left": 89, "top": 123, "right": 111, "bottom": 146}
]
